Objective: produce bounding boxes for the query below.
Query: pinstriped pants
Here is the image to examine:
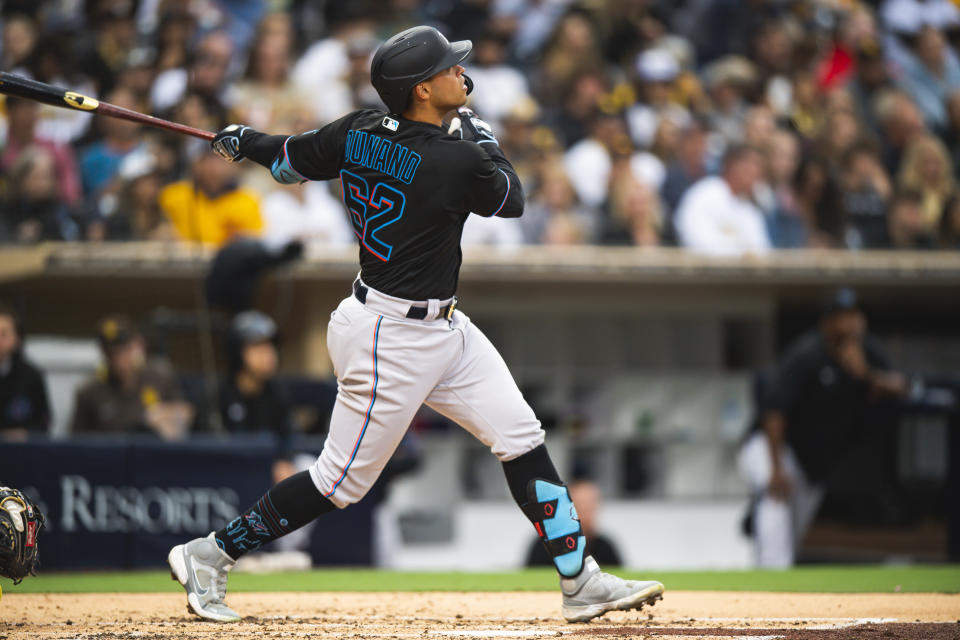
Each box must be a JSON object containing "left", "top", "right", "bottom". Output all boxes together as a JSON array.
[{"left": 308, "top": 282, "right": 545, "bottom": 508}]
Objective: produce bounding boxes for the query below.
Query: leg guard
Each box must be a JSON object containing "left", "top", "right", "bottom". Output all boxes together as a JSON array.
[{"left": 522, "top": 478, "right": 585, "bottom": 577}]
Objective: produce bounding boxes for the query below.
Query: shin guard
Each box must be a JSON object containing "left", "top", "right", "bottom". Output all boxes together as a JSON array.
[{"left": 522, "top": 478, "right": 585, "bottom": 577}]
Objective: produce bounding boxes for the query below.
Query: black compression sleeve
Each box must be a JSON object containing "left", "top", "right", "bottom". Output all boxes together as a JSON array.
[{"left": 239, "top": 130, "right": 289, "bottom": 168}]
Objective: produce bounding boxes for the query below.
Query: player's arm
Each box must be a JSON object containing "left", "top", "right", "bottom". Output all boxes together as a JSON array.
[
  {"left": 759, "top": 351, "right": 803, "bottom": 500},
  {"left": 452, "top": 107, "right": 525, "bottom": 218},
  {"left": 211, "top": 112, "right": 362, "bottom": 183}
]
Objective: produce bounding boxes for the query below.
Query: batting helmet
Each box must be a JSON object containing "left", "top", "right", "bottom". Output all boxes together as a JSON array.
[{"left": 370, "top": 25, "right": 473, "bottom": 114}]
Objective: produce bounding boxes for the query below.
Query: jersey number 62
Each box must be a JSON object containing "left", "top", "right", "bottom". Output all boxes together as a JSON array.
[{"left": 340, "top": 170, "right": 406, "bottom": 262}]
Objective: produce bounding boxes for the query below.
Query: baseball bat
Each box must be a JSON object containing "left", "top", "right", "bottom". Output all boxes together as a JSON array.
[{"left": 0, "top": 72, "right": 215, "bottom": 141}]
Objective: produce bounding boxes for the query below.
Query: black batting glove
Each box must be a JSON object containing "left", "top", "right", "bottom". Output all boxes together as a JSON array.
[
  {"left": 212, "top": 124, "right": 250, "bottom": 162},
  {"left": 450, "top": 107, "right": 498, "bottom": 145}
]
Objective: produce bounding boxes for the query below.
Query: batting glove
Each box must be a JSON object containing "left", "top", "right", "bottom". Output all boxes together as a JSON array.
[
  {"left": 452, "top": 107, "right": 498, "bottom": 145},
  {"left": 212, "top": 124, "right": 250, "bottom": 162}
]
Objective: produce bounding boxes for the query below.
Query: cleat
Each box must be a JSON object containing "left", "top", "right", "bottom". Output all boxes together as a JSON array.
[
  {"left": 168, "top": 532, "right": 241, "bottom": 622},
  {"left": 561, "top": 556, "right": 664, "bottom": 623}
]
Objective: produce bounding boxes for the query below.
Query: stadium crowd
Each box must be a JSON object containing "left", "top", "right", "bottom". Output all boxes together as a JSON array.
[{"left": 1, "top": 0, "right": 960, "bottom": 253}]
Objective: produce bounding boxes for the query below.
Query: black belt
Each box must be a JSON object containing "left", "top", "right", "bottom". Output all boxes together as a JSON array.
[{"left": 353, "top": 281, "right": 457, "bottom": 320}]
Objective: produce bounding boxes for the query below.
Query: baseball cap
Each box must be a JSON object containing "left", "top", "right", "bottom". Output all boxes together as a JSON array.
[
  {"left": 231, "top": 311, "right": 277, "bottom": 344},
  {"left": 636, "top": 49, "right": 679, "bottom": 83},
  {"left": 98, "top": 315, "right": 138, "bottom": 351},
  {"left": 820, "top": 287, "right": 860, "bottom": 317}
]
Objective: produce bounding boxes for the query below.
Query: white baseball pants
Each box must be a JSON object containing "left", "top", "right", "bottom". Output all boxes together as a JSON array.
[
  {"left": 737, "top": 431, "right": 824, "bottom": 568},
  {"left": 309, "top": 281, "right": 545, "bottom": 508}
]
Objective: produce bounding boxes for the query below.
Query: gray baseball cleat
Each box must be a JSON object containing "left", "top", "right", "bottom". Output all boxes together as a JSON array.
[
  {"left": 561, "top": 556, "right": 664, "bottom": 623},
  {"left": 168, "top": 532, "right": 241, "bottom": 622}
]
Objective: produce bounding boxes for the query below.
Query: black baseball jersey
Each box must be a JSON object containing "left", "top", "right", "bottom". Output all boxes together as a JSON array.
[
  {"left": 760, "top": 330, "right": 892, "bottom": 481},
  {"left": 241, "top": 109, "right": 524, "bottom": 300}
]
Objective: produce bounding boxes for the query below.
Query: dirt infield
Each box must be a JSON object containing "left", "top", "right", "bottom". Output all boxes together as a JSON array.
[{"left": 2, "top": 592, "right": 959, "bottom": 640}]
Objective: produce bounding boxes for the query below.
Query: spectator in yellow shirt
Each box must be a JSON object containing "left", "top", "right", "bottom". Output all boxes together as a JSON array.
[{"left": 160, "top": 149, "right": 263, "bottom": 246}]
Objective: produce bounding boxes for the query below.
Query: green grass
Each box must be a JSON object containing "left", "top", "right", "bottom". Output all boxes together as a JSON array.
[{"left": 3, "top": 565, "right": 959, "bottom": 594}]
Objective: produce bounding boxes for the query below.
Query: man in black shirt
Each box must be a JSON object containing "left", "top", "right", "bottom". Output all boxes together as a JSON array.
[
  {"left": 169, "top": 25, "right": 662, "bottom": 624},
  {"left": 220, "top": 311, "right": 295, "bottom": 485},
  {"left": 0, "top": 303, "right": 51, "bottom": 440},
  {"left": 738, "top": 288, "right": 908, "bottom": 567}
]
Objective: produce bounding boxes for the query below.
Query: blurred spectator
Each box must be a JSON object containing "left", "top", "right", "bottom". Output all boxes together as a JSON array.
[
  {"left": 151, "top": 31, "right": 235, "bottom": 114},
  {"left": 660, "top": 117, "right": 710, "bottom": 236},
  {"left": 92, "top": 148, "right": 175, "bottom": 241},
  {"left": 153, "top": 10, "right": 197, "bottom": 72},
  {"left": 738, "top": 287, "right": 908, "bottom": 567},
  {"left": 839, "top": 139, "right": 893, "bottom": 249},
  {"left": 549, "top": 70, "right": 609, "bottom": 148},
  {"left": 846, "top": 39, "right": 892, "bottom": 133},
  {"left": 220, "top": 311, "right": 295, "bottom": 485},
  {"left": 0, "top": 97, "right": 81, "bottom": 206},
  {"left": 231, "top": 13, "right": 314, "bottom": 134},
  {"left": 498, "top": 0, "right": 568, "bottom": 63},
  {"left": 815, "top": 106, "right": 863, "bottom": 175},
  {"left": 626, "top": 48, "right": 690, "bottom": 149},
  {"left": 536, "top": 11, "right": 605, "bottom": 105},
  {"left": 945, "top": 90, "right": 960, "bottom": 178},
  {"left": 291, "top": 18, "right": 374, "bottom": 122},
  {"left": 526, "top": 478, "right": 622, "bottom": 568},
  {"left": 761, "top": 128, "right": 808, "bottom": 248},
  {"left": 498, "top": 98, "right": 550, "bottom": 188},
  {"left": 881, "top": 0, "right": 960, "bottom": 41},
  {"left": 78, "top": 86, "right": 144, "bottom": 197},
  {"left": 465, "top": 29, "right": 534, "bottom": 126},
  {"left": 261, "top": 182, "right": 354, "bottom": 255},
  {"left": 2, "top": 145, "right": 79, "bottom": 243},
  {"left": 794, "top": 155, "right": 844, "bottom": 247},
  {"left": 71, "top": 315, "right": 192, "bottom": 439},
  {"left": 523, "top": 161, "right": 593, "bottom": 245},
  {"left": 751, "top": 18, "right": 797, "bottom": 116},
  {"left": 0, "top": 302, "right": 51, "bottom": 441},
  {"left": 562, "top": 112, "right": 629, "bottom": 211},
  {"left": 599, "top": 175, "right": 661, "bottom": 247},
  {"left": 343, "top": 32, "right": 382, "bottom": 111},
  {"left": 675, "top": 144, "right": 771, "bottom": 256},
  {"left": 1, "top": 14, "right": 38, "bottom": 74},
  {"left": 895, "top": 25, "right": 960, "bottom": 132},
  {"left": 703, "top": 55, "right": 756, "bottom": 146},
  {"left": 77, "top": 0, "right": 138, "bottom": 95},
  {"left": 874, "top": 89, "right": 926, "bottom": 175},
  {"left": 789, "top": 69, "right": 826, "bottom": 143},
  {"left": 896, "top": 133, "right": 955, "bottom": 232},
  {"left": 883, "top": 187, "right": 936, "bottom": 249},
  {"left": 159, "top": 147, "right": 263, "bottom": 247},
  {"left": 816, "top": 4, "right": 880, "bottom": 93},
  {"left": 938, "top": 191, "right": 960, "bottom": 249}
]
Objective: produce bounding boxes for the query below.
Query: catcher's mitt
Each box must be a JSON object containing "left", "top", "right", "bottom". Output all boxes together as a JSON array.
[{"left": 0, "top": 486, "right": 44, "bottom": 584}]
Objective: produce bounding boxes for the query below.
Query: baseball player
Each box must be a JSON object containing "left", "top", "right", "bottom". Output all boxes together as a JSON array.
[{"left": 168, "top": 25, "right": 664, "bottom": 624}]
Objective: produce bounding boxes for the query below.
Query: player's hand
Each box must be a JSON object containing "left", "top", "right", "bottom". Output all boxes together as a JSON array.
[
  {"left": 767, "top": 468, "right": 792, "bottom": 501},
  {"left": 869, "top": 370, "right": 909, "bottom": 397},
  {"left": 836, "top": 340, "right": 869, "bottom": 380},
  {"left": 212, "top": 124, "right": 250, "bottom": 162},
  {"left": 453, "top": 107, "right": 498, "bottom": 145}
]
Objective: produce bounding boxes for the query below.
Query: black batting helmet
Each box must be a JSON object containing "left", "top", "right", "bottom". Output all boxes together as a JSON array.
[{"left": 370, "top": 25, "right": 473, "bottom": 114}]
